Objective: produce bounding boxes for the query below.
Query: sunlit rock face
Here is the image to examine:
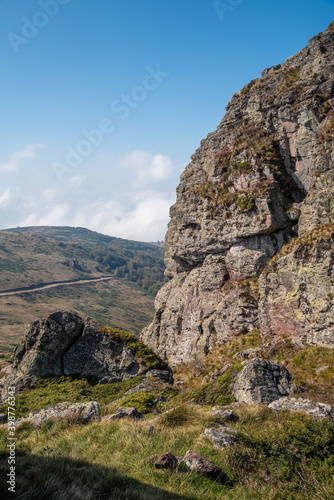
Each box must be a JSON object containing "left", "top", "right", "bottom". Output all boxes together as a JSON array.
[{"left": 141, "top": 23, "right": 334, "bottom": 365}]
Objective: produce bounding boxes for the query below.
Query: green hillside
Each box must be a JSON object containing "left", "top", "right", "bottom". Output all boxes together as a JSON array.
[{"left": 0, "top": 226, "right": 166, "bottom": 358}]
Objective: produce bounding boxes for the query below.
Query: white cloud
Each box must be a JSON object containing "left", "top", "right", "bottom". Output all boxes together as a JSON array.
[
  {"left": 0, "top": 188, "right": 11, "bottom": 208},
  {"left": 17, "top": 191, "right": 175, "bottom": 241},
  {"left": 118, "top": 150, "right": 174, "bottom": 184},
  {"left": 0, "top": 144, "right": 44, "bottom": 173}
]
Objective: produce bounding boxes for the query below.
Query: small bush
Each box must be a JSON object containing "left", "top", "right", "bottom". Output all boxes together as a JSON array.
[
  {"left": 101, "top": 327, "right": 167, "bottom": 370},
  {"left": 182, "top": 363, "right": 242, "bottom": 406},
  {"left": 112, "top": 391, "right": 156, "bottom": 414},
  {"left": 235, "top": 194, "right": 256, "bottom": 212},
  {"left": 159, "top": 404, "right": 196, "bottom": 427}
]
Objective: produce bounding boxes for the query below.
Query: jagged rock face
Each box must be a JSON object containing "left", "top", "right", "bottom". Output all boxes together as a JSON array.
[
  {"left": 141, "top": 23, "right": 334, "bottom": 365},
  {"left": 1, "top": 311, "right": 148, "bottom": 398},
  {"left": 259, "top": 224, "right": 334, "bottom": 347}
]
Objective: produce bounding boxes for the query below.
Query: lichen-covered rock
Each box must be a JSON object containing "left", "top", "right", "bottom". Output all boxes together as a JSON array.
[
  {"left": 268, "top": 397, "right": 334, "bottom": 421},
  {"left": 232, "top": 358, "right": 292, "bottom": 404},
  {"left": 203, "top": 426, "right": 237, "bottom": 449},
  {"left": 141, "top": 23, "right": 334, "bottom": 364},
  {"left": 259, "top": 225, "right": 334, "bottom": 346},
  {"left": 184, "top": 450, "right": 229, "bottom": 484},
  {"left": 0, "top": 311, "right": 158, "bottom": 399},
  {"left": 17, "top": 401, "right": 100, "bottom": 427}
]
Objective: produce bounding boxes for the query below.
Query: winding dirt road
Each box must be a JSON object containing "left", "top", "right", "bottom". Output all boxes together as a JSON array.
[{"left": 0, "top": 276, "right": 115, "bottom": 298}]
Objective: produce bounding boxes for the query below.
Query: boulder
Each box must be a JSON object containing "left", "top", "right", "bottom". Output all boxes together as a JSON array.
[
  {"left": 184, "top": 450, "right": 229, "bottom": 484},
  {"left": 268, "top": 397, "right": 334, "bottom": 421},
  {"left": 0, "top": 311, "right": 154, "bottom": 399},
  {"left": 0, "top": 414, "right": 7, "bottom": 424},
  {"left": 104, "top": 407, "right": 144, "bottom": 421},
  {"left": 203, "top": 426, "right": 237, "bottom": 449},
  {"left": 154, "top": 453, "right": 178, "bottom": 469},
  {"left": 232, "top": 358, "right": 291, "bottom": 404},
  {"left": 17, "top": 401, "right": 100, "bottom": 427}
]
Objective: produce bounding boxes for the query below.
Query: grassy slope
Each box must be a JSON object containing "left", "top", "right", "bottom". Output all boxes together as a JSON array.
[
  {"left": 0, "top": 226, "right": 165, "bottom": 357},
  {"left": 0, "top": 332, "right": 333, "bottom": 499}
]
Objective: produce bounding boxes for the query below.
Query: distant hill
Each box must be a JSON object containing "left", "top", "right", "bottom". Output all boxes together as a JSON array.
[{"left": 0, "top": 226, "right": 166, "bottom": 357}]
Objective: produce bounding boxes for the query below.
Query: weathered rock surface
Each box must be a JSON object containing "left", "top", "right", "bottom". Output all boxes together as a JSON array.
[
  {"left": 184, "top": 450, "right": 229, "bottom": 484},
  {"left": 17, "top": 401, "right": 101, "bottom": 427},
  {"left": 232, "top": 358, "right": 292, "bottom": 404},
  {"left": 141, "top": 22, "right": 334, "bottom": 364},
  {"left": 104, "top": 407, "right": 144, "bottom": 421},
  {"left": 0, "top": 311, "right": 157, "bottom": 399},
  {"left": 259, "top": 225, "right": 334, "bottom": 346},
  {"left": 268, "top": 397, "right": 334, "bottom": 421},
  {"left": 203, "top": 426, "right": 237, "bottom": 449}
]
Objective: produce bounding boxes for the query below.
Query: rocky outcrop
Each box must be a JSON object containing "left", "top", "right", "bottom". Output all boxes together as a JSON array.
[
  {"left": 232, "top": 358, "right": 292, "bottom": 404},
  {"left": 268, "top": 397, "right": 334, "bottom": 421},
  {"left": 1, "top": 311, "right": 164, "bottom": 399},
  {"left": 141, "top": 22, "right": 334, "bottom": 365},
  {"left": 259, "top": 224, "right": 334, "bottom": 346},
  {"left": 17, "top": 401, "right": 101, "bottom": 427}
]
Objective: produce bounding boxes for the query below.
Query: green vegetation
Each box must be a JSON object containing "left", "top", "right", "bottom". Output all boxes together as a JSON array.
[
  {"left": 0, "top": 376, "right": 142, "bottom": 419},
  {"left": 102, "top": 327, "right": 167, "bottom": 370},
  {"left": 235, "top": 194, "right": 256, "bottom": 212},
  {"left": 1, "top": 226, "right": 166, "bottom": 297},
  {"left": 0, "top": 402, "right": 333, "bottom": 499},
  {"left": 182, "top": 363, "right": 242, "bottom": 406}
]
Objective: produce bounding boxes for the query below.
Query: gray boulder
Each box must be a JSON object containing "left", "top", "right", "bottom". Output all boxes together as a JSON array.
[
  {"left": 232, "top": 358, "right": 291, "bottom": 404},
  {"left": 17, "top": 401, "right": 100, "bottom": 427},
  {"left": 0, "top": 311, "right": 155, "bottom": 399},
  {"left": 268, "top": 397, "right": 334, "bottom": 421}
]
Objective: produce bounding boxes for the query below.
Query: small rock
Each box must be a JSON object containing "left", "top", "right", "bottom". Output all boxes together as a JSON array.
[
  {"left": 154, "top": 452, "right": 178, "bottom": 469},
  {"left": 184, "top": 450, "right": 229, "bottom": 484},
  {"left": 153, "top": 395, "right": 168, "bottom": 406},
  {"left": 268, "top": 397, "right": 334, "bottom": 421},
  {"left": 204, "top": 427, "right": 237, "bottom": 449},
  {"left": 0, "top": 414, "right": 8, "bottom": 424},
  {"left": 146, "top": 425, "right": 155, "bottom": 435},
  {"left": 315, "top": 366, "right": 330, "bottom": 375},
  {"left": 104, "top": 407, "right": 144, "bottom": 421},
  {"left": 291, "top": 338, "right": 305, "bottom": 349},
  {"left": 211, "top": 408, "right": 233, "bottom": 421}
]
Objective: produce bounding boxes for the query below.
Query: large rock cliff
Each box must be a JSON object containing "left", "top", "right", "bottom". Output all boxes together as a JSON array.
[{"left": 141, "top": 22, "right": 334, "bottom": 365}]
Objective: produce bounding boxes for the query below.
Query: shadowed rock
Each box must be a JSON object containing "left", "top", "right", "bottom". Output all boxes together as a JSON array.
[{"left": 0, "top": 311, "right": 156, "bottom": 400}]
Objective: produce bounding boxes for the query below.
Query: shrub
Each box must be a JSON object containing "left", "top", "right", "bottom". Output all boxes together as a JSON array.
[{"left": 101, "top": 327, "right": 167, "bottom": 370}]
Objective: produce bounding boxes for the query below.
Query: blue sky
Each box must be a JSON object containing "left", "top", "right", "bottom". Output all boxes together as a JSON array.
[{"left": 0, "top": 0, "right": 333, "bottom": 241}]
